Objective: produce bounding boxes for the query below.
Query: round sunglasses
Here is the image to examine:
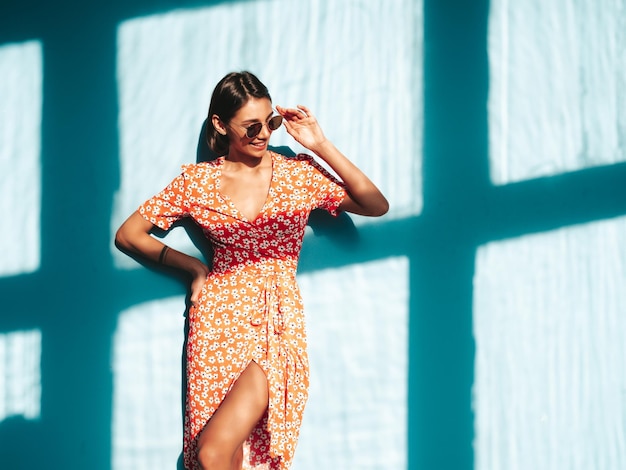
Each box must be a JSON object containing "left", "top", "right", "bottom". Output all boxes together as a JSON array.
[{"left": 228, "top": 115, "right": 283, "bottom": 138}]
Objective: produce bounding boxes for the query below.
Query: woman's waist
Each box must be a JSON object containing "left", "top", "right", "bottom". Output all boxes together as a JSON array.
[{"left": 210, "top": 253, "right": 298, "bottom": 277}]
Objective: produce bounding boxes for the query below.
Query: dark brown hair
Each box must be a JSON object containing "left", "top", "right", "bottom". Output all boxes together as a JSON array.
[{"left": 206, "top": 71, "right": 272, "bottom": 155}]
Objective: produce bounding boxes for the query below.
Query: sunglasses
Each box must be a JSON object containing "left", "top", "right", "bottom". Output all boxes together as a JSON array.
[{"left": 228, "top": 114, "right": 283, "bottom": 138}]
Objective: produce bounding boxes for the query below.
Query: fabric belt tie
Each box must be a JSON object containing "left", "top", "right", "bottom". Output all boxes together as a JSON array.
[{"left": 250, "top": 273, "right": 284, "bottom": 335}]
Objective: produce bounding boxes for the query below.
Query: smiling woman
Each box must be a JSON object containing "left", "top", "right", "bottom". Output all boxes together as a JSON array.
[
  {"left": 115, "top": 71, "right": 388, "bottom": 470},
  {"left": 109, "top": 1, "right": 417, "bottom": 467}
]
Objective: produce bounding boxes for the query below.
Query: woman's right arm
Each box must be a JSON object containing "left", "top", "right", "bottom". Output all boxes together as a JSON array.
[{"left": 115, "top": 211, "right": 210, "bottom": 305}]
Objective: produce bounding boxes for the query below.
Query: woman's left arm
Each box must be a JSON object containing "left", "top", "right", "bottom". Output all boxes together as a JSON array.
[{"left": 276, "top": 104, "right": 389, "bottom": 217}]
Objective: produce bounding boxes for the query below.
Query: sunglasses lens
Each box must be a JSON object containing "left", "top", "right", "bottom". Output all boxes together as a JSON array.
[
  {"left": 243, "top": 116, "right": 282, "bottom": 138},
  {"left": 245, "top": 123, "right": 263, "bottom": 138},
  {"left": 269, "top": 115, "right": 283, "bottom": 131}
]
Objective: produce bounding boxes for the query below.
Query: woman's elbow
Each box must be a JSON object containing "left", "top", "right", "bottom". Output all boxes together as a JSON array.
[
  {"left": 365, "top": 198, "right": 389, "bottom": 217},
  {"left": 115, "top": 211, "right": 152, "bottom": 252},
  {"left": 114, "top": 226, "right": 131, "bottom": 252},
  {"left": 342, "top": 195, "right": 389, "bottom": 217},
  {"left": 115, "top": 218, "right": 139, "bottom": 252}
]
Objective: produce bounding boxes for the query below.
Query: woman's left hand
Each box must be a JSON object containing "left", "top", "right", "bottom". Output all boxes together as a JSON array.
[
  {"left": 276, "top": 105, "right": 327, "bottom": 152},
  {"left": 277, "top": 105, "right": 389, "bottom": 217}
]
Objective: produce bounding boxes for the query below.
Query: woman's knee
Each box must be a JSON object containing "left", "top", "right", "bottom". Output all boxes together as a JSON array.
[
  {"left": 196, "top": 440, "right": 228, "bottom": 470},
  {"left": 196, "top": 441, "right": 243, "bottom": 470}
]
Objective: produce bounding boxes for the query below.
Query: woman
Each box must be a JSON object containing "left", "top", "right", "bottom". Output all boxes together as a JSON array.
[{"left": 116, "top": 71, "right": 388, "bottom": 470}]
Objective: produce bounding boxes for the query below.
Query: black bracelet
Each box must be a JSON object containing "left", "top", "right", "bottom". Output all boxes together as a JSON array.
[{"left": 158, "top": 245, "right": 169, "bottom": 264}]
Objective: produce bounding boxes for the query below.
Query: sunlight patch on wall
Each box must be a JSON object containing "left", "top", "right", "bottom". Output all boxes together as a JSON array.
[
  {"left": 112, "top": 0, "right": 422, "bottom": 268},
  {"left": 111, "top": 297, "right": 186, "bottom": 470},
  {"left": 0, "top": 40, "right": 42, "bottom": 276},
  {"left": 0, "top": 330, "right": 42, "bottom": 422},
  {"left": 488, "top": 0, "right": 626, "bottom": 185},
  {"left": 295, "top": 256, "right": 409, "bottom": 470},
  {"left": 473, "top": 216, "right": 626, "bottom": 470}
]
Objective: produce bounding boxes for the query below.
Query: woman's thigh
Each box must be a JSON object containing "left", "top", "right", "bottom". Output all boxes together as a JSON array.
[{"left": 197, "top": 361, "right": 269, "bottom": 454}]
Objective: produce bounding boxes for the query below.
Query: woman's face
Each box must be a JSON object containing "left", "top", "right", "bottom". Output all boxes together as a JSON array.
[{"left": 221, "top": 97, "right": 275, "bottom": 161}]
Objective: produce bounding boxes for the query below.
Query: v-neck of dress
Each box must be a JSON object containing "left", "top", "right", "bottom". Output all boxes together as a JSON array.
[{"left": 216, "top": 152, "right": 275, "bottom": 224}]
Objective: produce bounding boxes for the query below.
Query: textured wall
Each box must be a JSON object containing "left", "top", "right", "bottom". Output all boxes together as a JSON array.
[
  {"left": 2, "top": 0, "right": 626, "bottom": 469},
  {"left": 473, "top": 1, "right": 626, "bottom": 468}
]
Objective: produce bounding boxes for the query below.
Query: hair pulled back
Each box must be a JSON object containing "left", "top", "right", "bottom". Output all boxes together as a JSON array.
[{"left": 206, "top": 71, "right": 272, "bottom": 156}]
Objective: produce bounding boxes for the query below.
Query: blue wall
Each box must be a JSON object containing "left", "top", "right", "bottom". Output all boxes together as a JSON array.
[{"left": 1, "top": 1, "right": 626, "bottom": 469}]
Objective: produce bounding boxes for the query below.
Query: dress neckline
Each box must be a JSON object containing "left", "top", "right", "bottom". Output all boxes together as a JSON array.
[{"left": 215, "top": 151, "right": 276, "bottom": 223}]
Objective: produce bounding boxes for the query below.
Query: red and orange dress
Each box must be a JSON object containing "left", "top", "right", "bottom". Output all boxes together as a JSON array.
[{"left": 138, "top": 151, "right": 346, "bottom": 469}]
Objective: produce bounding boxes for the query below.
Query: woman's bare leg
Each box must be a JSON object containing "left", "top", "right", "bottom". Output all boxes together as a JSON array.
[
  {"left": 196, "top": 361, "right": 268, "bottom": 470},
  {"left": 231, "top": 444, "right": 243, "bottom": 470}
]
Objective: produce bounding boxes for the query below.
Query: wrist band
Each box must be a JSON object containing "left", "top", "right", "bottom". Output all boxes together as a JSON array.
[{"left": 158, "top": 245, "right": 169, "bottom": 264}]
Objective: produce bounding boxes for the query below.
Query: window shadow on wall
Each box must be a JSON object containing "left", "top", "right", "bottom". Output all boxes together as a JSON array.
[{"left": 1, "top": 1, "right": 626, "bottom": 470}]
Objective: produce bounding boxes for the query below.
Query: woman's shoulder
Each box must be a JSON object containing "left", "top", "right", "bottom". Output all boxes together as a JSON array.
[
  {"left": 180, "top": 158, "right": 223, "bottom": 178},
  {"left": 276, "top": 152, "right": 331, "bottom": 177},
  {"left": 272, "top": 150, "right": 315, "bottom": 168},
  {"left": 272, "top": 153, "right": 317, "bottom": 182}
]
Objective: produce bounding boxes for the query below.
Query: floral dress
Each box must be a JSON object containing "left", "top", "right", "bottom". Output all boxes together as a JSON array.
[{"left": 138, "top": 151, "right": 346, "bottom": 469}]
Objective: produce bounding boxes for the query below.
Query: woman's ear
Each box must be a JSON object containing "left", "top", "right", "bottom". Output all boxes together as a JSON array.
[{"left": 211, "top": 114, "right": 228, "bottom": 136}]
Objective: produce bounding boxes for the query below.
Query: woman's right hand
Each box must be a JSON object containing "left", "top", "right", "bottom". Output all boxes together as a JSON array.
[{"left": 189, "top": 261, "right": 210, "bottom": 306}]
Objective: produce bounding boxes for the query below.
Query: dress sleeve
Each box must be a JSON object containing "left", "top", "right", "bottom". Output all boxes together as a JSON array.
[
  {"left": 137, "top": 168, "right": 192, "bottom": 230},
  {"left": 298, "top": 153, "right": 347, "bottom": 216}
]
